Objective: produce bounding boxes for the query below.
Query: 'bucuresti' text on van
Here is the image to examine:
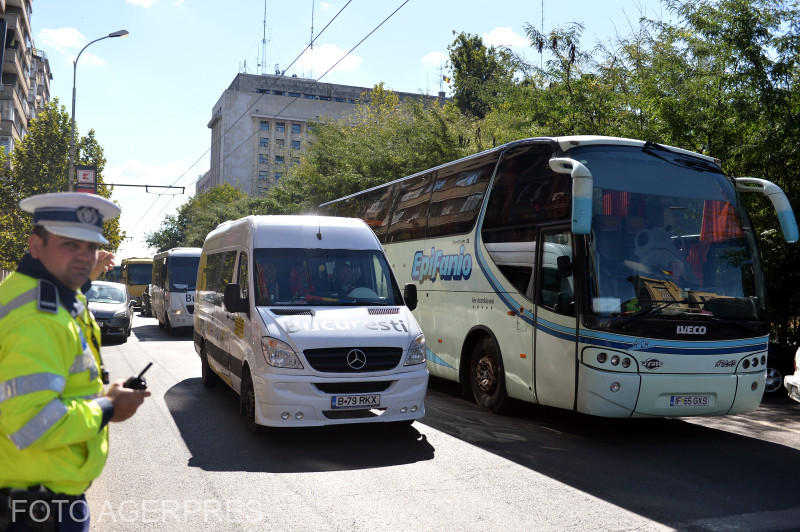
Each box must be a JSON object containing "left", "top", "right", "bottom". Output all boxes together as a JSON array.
[{"left": 194, "top": 215, "right": 429, "bottom": 430}]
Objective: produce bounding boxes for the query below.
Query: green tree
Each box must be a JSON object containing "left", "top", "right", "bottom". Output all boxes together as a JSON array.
[
  {"left": 0, "top": 99, "right": 120, "bottom": 271},
  {"left": 447, "top": 32, "right": 516, "bottom": 120}
]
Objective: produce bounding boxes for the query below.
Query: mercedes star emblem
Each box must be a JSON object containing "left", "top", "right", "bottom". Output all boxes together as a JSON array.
[{"left": 346, "top": 349, "right": 367, "bottom": 370}]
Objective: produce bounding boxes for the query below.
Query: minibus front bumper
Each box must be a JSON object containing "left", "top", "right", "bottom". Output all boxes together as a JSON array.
[{"left": 251, "top": 368, "right": 429, "bottom": 427}]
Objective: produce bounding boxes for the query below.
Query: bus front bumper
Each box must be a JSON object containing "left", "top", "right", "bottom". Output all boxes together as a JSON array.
[{"left": 577, "top": 364, "right": 765, "bottom": 417}]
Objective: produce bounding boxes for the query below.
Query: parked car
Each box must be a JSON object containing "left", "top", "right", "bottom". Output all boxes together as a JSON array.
[
  {"left": 766, "top": 342, "right": 796, "bottom": 396},
  {"left": 783, "top": 347, "right": 800, "bottom": 403},
  {"left": 85, "top": 281, "right": 134, "bottom": 342}
]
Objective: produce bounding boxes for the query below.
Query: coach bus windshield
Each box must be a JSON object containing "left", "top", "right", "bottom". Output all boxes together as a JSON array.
[
  {"left": 253, "top": 248, "right": 403, "bottom": 307},
  {"left": 126, "top": 263, "right": 152, "bottom": 286},
  {"left": 575, "top": 145, "right": 766, "bottom": 323}
]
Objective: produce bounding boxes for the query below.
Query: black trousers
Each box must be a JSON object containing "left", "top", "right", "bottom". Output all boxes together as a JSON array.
[{"left": 0, "top": 489, "right": 89, "bottom": 532}]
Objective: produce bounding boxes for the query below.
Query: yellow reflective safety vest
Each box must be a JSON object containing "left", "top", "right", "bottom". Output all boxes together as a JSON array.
[{"left": 0, "top": 271, "right": 108, "bottom": 495}]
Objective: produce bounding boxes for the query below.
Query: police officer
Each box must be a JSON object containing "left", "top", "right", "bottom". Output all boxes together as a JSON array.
[{"left": 0, "top": 193, "right": 151, "bottom": 531}]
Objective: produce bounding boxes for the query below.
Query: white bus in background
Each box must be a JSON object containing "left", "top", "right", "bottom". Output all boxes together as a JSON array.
[
  {"left": 320, "top": 135, "right": 799, "bottom": 418},
  {"left": 151, "top": 247, "right": 202, "bottom": 333}
]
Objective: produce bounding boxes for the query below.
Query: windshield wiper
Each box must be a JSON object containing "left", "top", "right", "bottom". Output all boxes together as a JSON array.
[{"left": 617, "top": 299, "right": 682, "bottom": 328}]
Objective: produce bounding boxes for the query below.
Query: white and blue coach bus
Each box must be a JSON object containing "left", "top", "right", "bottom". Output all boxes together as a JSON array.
[{"left": 319, "top": 136, "right": 798, "bottom": 417}]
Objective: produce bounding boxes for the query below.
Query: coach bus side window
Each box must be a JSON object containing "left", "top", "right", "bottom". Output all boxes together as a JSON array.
[
  {"left": 360, "top": 184, "right": 397, "bottom": 243},
  {"left": 427, "top": 158, "right": 494, "bottom": 238},
  {"left": 387, "top": 173, "right": 433, "bottom": 242}
]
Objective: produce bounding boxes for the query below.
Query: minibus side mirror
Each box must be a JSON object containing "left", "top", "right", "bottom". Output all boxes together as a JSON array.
[
  {"left": 224, "top": 283, "right": 248, "bottom": 314},
  {"left": 403, "top": 283, "right": 418, "bottom": 311},
  {"left": 129, "top": 300, "right": 136, "bottom": 308},
  {"left": 557, "top": 255, "right": 573, "bottom": 278}
]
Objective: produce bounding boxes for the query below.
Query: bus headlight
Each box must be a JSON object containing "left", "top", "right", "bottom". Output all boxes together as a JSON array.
[
  {"left": 261, "top": 337, "right": 303, "bottom": 369},
  {"left": 404, "top": 334, "right": 427, "bottom": 366}
]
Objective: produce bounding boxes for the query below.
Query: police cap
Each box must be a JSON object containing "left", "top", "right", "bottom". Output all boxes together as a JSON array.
[{"left": 19, "top": 192, "right": 121, "bottom": 245}]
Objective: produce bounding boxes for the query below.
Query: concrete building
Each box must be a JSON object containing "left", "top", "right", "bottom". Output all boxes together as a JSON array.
[
  {"left": 0, "top": 0, "right": 52, "bottom": 155},
  {"left": 200, "top": 73, "right": 441, "bottom": 196}
]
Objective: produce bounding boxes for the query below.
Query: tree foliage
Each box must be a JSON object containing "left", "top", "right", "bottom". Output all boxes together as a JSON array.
[{"left": 0, "top": 99, "right": 121, "bottom": 271}]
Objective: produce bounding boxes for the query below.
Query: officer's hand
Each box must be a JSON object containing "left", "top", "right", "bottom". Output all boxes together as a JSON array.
[
  {"left": 90, "top": 250, "right": 116, "bottom": 281},
  {"left": 105, "top": 380, "right": 151, "bottom": 422}
]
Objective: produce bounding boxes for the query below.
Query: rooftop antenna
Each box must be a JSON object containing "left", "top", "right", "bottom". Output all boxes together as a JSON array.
[
  {"left": 258, "top": 0, "right": 269, "bottom": 75},
  {"left": 310, "top": 0, "right": 315, "bottom": 50}
]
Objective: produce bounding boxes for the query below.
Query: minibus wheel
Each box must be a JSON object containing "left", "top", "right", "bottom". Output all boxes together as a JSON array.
[
  {"left": 240, "top": 369, "right": 262, "bottom": 434},
  {"left": 470, "top": 337, "right": 509, "bottom": 414}
]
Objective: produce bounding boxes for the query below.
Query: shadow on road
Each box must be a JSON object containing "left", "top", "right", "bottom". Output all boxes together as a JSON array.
[
  {"left": 421, "top": 377, "right": 800, "bottom": 529},
  {"left": 164, "top": 378, "right": 435, "bottom": 473},
  {"left": 132, "top": 322, "right": 193, "bottom": 342}
]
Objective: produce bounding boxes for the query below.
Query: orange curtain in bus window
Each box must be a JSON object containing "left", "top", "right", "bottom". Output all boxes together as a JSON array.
[
  {"left": 700, "top": 200, "right": 743, "bottom": 242},
  {"left": 602, "top": 191, "right": 629, "bottom": 216}
]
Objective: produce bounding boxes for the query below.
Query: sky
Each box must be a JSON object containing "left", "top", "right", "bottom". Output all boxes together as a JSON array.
[{"left": 32, "top": 0, "right": 670, "bottom": 260}]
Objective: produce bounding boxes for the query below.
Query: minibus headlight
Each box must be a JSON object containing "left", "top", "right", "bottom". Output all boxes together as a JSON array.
[
  {"left": 404, "top": 334, "right": 426, "bottom": 366},
  {"left": 261, "top": 337, "right": 303, "bottom": 369}
]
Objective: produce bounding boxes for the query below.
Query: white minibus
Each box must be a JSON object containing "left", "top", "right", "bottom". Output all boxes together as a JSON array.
[
  {"left": 193, "top": 215, "right": 428, "bottom": 431},
  {"left": 151, "top": 247, "right": 202, "bottom": 333}
]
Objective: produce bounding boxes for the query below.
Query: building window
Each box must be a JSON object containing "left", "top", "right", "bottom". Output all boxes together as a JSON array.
[
  {"left": 260, "top": 121, "right": 270, "bottom": 131},
  {"left": 275, "top": 138, "right": 285, "bottom": 148},
  {"left": 259, "top": 154, "right": 269, "bottom": 164},
  {"left": 319, "top": 95, "right": 331, "bottom": 101},
  {"left": 288, "top": 92, "right": 301, "bottom": 98},
  {"left": 259, "top": 137, "right": 269, "bottom": 147},
  {"left": 272, "top": 90, "right": 284, "bottom": 96},
  {"left": 275, "top": 155, "right": 285, "bottom": 164},
  {"left": 303, "top": 94, "right": 316, "bottom": 100},
  {"left": 258, "top": 171, "right": 269, "bottom": 180},
  {"left": 274, "top": 172, "right": 283, "bottom": 180},
  {"left": 257, "top": 88, "right": 268, "bottom": 94},
  {"left": 276, "top": 122, "right": 285, "bottom": 133},
  {"left": 293, "top": 157, "right": 300, "bottom": 165},
  {"left": 334, "top": 97, "right": 346, "bottom": 102},
  {"left": 291, "top": 140, "right": 301, "bottom": 150},
  {"left": 291, "top": 123, "right": 302, "bottom": 134},
  {"left": 348, "top": 98, "right": 356, "bottom": 104}
]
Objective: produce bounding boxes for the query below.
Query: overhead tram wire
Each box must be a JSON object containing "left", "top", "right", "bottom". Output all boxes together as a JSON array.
[
  {"left": 220, "top": 0, "right": 413, "bottom": 168},
  {"left": 126, "top": 1, "right": 354, "bottom": 237},
  {"left": 142, "top": 0, "right": 412, "bottom": 231}
]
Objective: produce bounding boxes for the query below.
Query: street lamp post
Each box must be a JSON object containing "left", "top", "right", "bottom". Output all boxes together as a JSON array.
[{"left": 68, "top": 29, "right": 129, "bottom": 192}]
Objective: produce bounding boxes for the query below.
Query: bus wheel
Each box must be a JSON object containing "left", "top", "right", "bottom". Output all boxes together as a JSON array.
[
  {"left": 470, "top": 337, "right": 509, "bottom": 414},
  {"left": 200, "top": 344, "right": 219, "bottom": 388},
  {"left": 240, "top": 369, "right": 262, "bottom": 434}
]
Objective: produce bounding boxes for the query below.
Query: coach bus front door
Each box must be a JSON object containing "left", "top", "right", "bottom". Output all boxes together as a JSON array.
[{"left": 534, "top": 227, "right": 577, "bottom": 409}]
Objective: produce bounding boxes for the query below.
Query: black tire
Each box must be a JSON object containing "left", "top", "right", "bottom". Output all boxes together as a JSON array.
[
  {"left": 165, "top": 312, "right": 175, "bottom": 336},
  {"left": 240, "top": 369, "right": 262, "bottom": 434},
  {"left": 470, "top": 336, "right": 509, "bottom": 414},
  {"left": 200, "top": 344, "right": 219, "bottom": 388},
  {"left": 765, "top": 366, "right": 784, "bottom": 395}
]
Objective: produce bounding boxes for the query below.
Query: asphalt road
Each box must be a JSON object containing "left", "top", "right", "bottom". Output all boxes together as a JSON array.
[{"left": 86, "top": 314, "right": 800, "bottom": 531}]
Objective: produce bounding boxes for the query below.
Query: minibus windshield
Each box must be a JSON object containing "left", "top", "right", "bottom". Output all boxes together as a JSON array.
[{"left": 253, "top": 248, "right": 403, "bottom": 306}]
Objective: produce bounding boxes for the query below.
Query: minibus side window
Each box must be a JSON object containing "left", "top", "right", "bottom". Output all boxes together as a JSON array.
[{"left": 237, "top": 252, "right": 249, "bottom": 301}]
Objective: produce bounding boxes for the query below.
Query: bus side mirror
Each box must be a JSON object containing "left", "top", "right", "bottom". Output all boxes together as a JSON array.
[
  {"left": 404, "top": 283, "right": 418, "bottom": 311},
  {"left": 735, "top": 177, "right": 799, "bottom": 243},
  {"left": 549, "top": 157, "right": 593, "bottom": 235},
  {"left": 224, "top": 283, "right": 248, "bottom": 314}
]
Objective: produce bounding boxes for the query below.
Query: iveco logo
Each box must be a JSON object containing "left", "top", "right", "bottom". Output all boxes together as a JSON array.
[
  {"left": 642, "top": 358, "right": 663, "bottom": 370},
  {"left": 346, "top": 349, "right": 367, "bottom": 370},
  {"left": 677, "top": 325, "right": 707, "bottom": 335}
]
